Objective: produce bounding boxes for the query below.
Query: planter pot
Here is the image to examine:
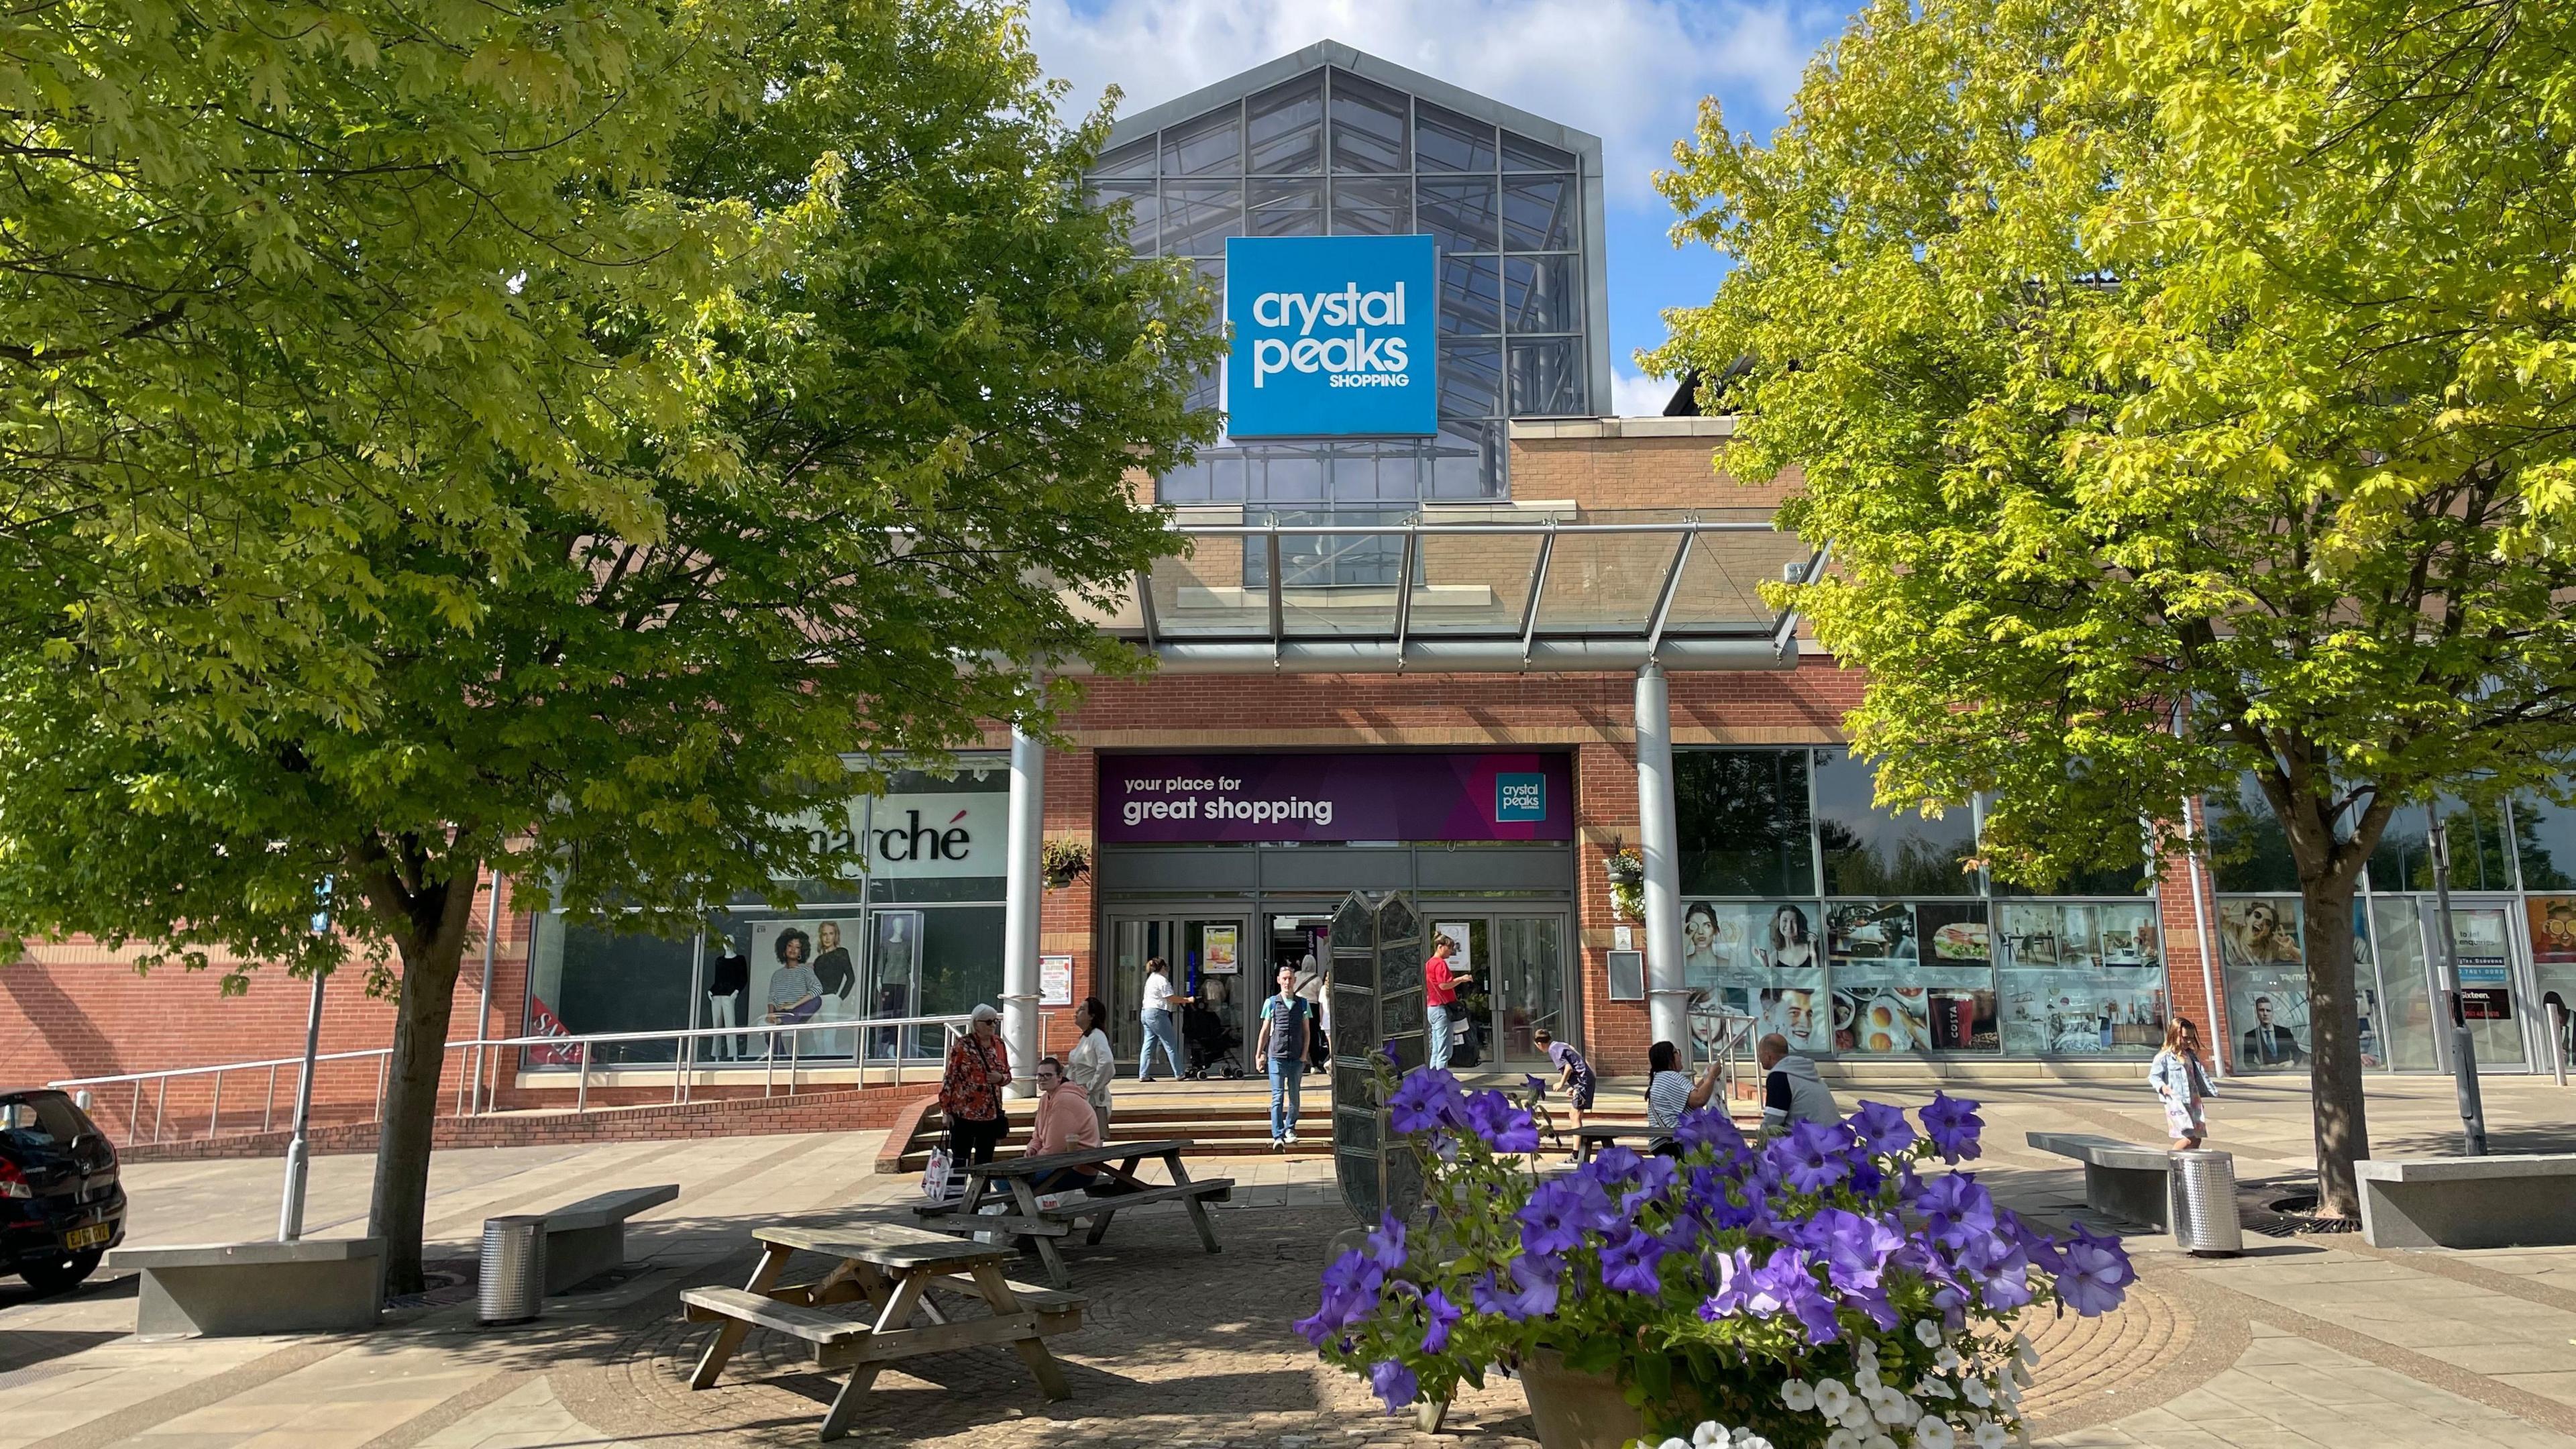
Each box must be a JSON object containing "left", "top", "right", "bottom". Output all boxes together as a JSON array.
[{"left": 1518, "top": 1349, "right": 1645, "bottom": 1449}]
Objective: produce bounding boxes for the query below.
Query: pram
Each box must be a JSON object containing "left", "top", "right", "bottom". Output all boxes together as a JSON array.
[{"left": 1181, "top": 979, "right": 1246, "bottom": 1080}]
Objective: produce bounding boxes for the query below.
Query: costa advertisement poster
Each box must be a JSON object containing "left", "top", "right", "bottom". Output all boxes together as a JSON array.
[
  {"left": 1099, "top": 752, "right": 1571, "bottom": 844},
  {"left": 1224, "top": 234, "right": 1439, "bottom": 437}
]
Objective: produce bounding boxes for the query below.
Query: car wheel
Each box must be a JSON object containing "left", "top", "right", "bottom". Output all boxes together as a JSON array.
[{"left": 17, "top": 1249, "right": 103, "bottom": 1297}]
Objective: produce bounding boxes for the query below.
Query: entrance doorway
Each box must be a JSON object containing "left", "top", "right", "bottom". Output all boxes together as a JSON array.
[
  {"left": 1423, "top": 912, "right": 1572, "bottom": 1070},
  {"left": 1106, "top": 912, "right": 1256, "bottom": 1078}
]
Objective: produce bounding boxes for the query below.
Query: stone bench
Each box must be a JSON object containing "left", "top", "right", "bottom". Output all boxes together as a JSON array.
[
  {"left": 2357, "top": 1155, "right": 2576, "bottom": 1249},
  {"left": 522, "top": 1183, "right": 680, "bottom": 1294},
  {"left": 2027, "top": 1132, "right": 2176, "bottom": 1231},
  {"left": 106, "top": 1237, "right": 385, "bottom": 1338}
]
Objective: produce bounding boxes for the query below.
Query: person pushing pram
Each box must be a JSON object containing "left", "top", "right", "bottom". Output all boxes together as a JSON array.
[{"left": 1180, "top": 973, "right": 1246, "bottom": 1080}]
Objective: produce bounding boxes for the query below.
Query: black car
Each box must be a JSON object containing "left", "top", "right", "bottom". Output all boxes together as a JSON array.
[{"left": 1, "top": 1089, "right": 125, "bottom": 1295}]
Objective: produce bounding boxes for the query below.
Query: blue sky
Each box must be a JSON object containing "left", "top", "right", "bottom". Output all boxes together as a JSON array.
[{"left": 1026, "top": 0, "right": 1849, "bottom": 414}]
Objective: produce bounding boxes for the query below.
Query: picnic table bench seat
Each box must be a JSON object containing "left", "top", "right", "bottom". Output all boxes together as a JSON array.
[
  {"left": 912, "top": 1138, "right": 1232, "bottom": 1287},
  {"left": 684, "top": 1220, "right": 1081, "bottom": 1442}
]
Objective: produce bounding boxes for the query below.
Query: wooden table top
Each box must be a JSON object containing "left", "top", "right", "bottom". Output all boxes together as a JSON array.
[{"left": 755, "top": 1221, "right": 1007, "bottom": 1271}]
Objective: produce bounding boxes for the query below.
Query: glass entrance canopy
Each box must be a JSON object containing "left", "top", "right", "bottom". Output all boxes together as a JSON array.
[{"left": 1069, "top": 510, "right": 1819, "bottom": 673}]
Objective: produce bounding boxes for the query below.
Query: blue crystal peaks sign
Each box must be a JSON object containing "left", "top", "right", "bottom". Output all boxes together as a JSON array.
[{"left": 1224, "top": 234, "right": 1438, "bottom": 438}]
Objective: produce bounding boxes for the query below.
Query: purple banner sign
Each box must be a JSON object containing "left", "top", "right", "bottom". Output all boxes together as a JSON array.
[{"left": 1099, "top": 752, "right": 1572, "bottom": 844}]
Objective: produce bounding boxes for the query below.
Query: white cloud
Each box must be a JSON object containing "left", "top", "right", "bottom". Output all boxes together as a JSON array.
[
  {"left": 1611, "top": 368, "right": 1676, "bottom": 417},
  {"left": 1026, "top": 0, "right": 1820, "bottom": 203}
]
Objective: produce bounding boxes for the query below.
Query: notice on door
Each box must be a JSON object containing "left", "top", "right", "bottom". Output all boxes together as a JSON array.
[
  {"left": 1039, "top": 955, "right": 1074, "bottom": 1008},
  {"left": 1434, "top": 923, "right": 1474, "bottom": 977},
  {"left": 1203, "top": 926, "right": 1240, "bottom": 975}
]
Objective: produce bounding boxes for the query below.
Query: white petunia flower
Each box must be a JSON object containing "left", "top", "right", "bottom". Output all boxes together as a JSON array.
[
  {"left": 1916, "top": 1420, "right": 1957, "bottom": 1449},
  {"left": 1915, "top": 1319, "right": 1944, "bottom": 1348},
  {"left": 1842, "top": 1401, "right": 1876, "bottom": 1432},
  {"left": 1863, "top": 1435, "right": 1898, "bottom": 1449},
  {"left": 1972, "top": 1424, "right": 2009, "bottom": 1449},
  {"left": 1659, "top": 1439, "right": 1688, "bottom": 1449},
  {"left": 2008, "top": 1359, "right": 2034, "bottom": 1389},
  {"left": 1933, "top": 1346, "right": 1964, "bottom": 1375},
  {"left": 1917, "top": 1377, "right": 1956, "bottom": 1400},
  {"left": 1962, "top": 1377, "right": 1992, "bottom": 1408},
  {"left": 1737, "top": 1438, "right": 1774, "bottom": 1449},
  {"left": 2012, "top": 1333, "right": 2037, "bottom": 1366},
  {"left": 1815, "top": 1380, "right": 1854, "bottom": 1420},
  {"left": 1855, "top": 1364, "right": 1882, "bottom": 1393},
  {"left": 1692, "top": 1422, "right": 1732, "bottom": 1449},
  {"left": 1874, "top": 1394, "right": 1921, "bottom": 1428},
  {"left": 1782, "top": 1381, "right": 1817, "bottom": 1413},
  {"left": 1827, "top": 1432, "right": 1862, "bottom": 1449}
]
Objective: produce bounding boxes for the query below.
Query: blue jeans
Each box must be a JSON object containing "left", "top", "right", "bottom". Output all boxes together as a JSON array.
[
  {"left": 1428, "top": 1002, "right": 1456, "bottom": 1070},
  {"left": 1269, "top": 1058, "right": 1303, "bottom": 1138},
  {"left": 1139, "top": 1008, "right": 1185, "bottom": 1081}
]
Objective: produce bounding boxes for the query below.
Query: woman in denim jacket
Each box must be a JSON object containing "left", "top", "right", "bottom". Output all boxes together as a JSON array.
[{"left": 2148, "top": 1018, "right": 2216, "bottom": 1149}]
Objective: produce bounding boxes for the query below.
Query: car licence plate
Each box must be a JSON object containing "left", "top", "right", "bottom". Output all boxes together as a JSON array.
[{"left": 65, "top": 1222, "right": 111, "bottom": 1251}]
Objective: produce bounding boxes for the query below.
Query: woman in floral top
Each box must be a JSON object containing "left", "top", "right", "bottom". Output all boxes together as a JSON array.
[{"left": 941, "top": 1004, "right": 1014, "bottom": 1165}]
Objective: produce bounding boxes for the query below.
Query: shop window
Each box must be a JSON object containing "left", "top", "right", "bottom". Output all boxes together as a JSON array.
[
  {"left": 1813, "top": 749, "right": 1978, "bottom": 898},
  {"left": 911, "top": 906, "right": 1007, "bottom": 1057},
  {"left": 2369, "top": 896, "right": 2440, "bottom": 1071},
  {"left": 1678, "top": 900, "right": 1826, "bottom": 1055},
  {"left": 1675, "top": 749, "right": 1816, "bottom": 898},
  {"left": 1994, "top": 902, "right": 2167, "bottom": 1059},
  {"left": 2214, "top": 896, "right": 2310, "bottom": 1071},
  {"left": 2510, "top": 788, "right": 2576, "bottom": 891},
  {"left": 524, "top": 915, "right": 696, "bottom": 1067},
  {"left": 2204, "top": 775, "right": 2299, "bottom": 892},
  {"left": 1825, "top": 901, "right": 1998, "bottom": 1055},
  {"left": 2370, "top": 794, "right": 2515, "bottom": 892},
  {"left": 2533, "top": 895, "right": 2576, "bottom": 1068}
]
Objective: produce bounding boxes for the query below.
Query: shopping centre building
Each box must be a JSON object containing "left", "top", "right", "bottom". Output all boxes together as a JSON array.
[{"left": 10, "top": 43, "right": 2576, "bottom": 1124}]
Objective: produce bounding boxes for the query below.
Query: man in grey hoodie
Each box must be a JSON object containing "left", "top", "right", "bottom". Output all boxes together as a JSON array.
[{"left": 1758, "top": 1032, "right": 1841, "bottom": 1132}]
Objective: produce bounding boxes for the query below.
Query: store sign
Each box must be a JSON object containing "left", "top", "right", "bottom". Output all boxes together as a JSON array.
[
  {"left": 865, "top": 792, "right": 1006, "bottom": 878},
  {"left": 1224, "top": 235, "right": 1438, "bottom": 438},
  {"left": 1099, "top": 752, "right": 1572, "bottom": 844}
]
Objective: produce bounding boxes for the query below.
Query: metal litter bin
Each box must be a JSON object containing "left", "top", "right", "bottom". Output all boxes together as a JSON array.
[
  {"left": 2167, "top": 1149, "right": 2243, "bottom": 1256},
  {"left": 478, "top": 1215, "right": 548, "bottom": 1325}
]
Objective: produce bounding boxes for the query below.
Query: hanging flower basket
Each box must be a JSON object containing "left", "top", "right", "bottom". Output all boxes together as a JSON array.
[
  {"left": 1040, "top": 838, "right": 1090, "bottom": 891},
  {"left": 1604, "top": 842, "right": 1645, "bottom": 922}
]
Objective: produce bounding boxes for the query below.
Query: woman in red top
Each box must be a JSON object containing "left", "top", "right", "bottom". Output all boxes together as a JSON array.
[{"left": 941, "top": 1004, "right": 1014, "bottom": 1165}]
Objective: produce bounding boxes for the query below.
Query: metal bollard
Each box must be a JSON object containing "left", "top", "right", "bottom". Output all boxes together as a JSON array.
[
  {"left": 2167, "top": 1149, "right": 2244, "bottom": 1256},
  {"left": 477, "top": 1216, "right": 548, "bottom": 1326},
  {"left": 2551, "top": 1004, "right": 2568, "bottom": 1087}
]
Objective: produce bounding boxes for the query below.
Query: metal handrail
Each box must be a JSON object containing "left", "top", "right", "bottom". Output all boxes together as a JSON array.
[{"left": 48, "top": 1012, "right": 973, "bottom": 1148}]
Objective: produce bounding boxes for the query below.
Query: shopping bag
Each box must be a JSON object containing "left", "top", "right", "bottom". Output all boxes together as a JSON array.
[{"left": 920, "top": 1145, "right": 954, "bottom": 1202}]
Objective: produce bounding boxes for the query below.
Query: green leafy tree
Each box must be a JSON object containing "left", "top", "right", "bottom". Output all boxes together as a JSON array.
[
  {"left": 1654, "top": 0, "right": 2576, "bottom": 1214},
  {"left": 0, "top": 0, "right": 1219, "bottom": 1290}
]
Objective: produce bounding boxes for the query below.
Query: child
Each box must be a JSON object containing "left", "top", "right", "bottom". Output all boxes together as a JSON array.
[{"left": 1532, "top": 1028, "right": 1594, "bottom": 1162}]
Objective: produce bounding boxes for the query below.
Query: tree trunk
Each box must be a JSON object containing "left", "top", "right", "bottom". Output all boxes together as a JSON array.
[
  {"left": 2298, "top": 871, "right": 2371, "bottom": 1219},
  {"left": 366, "top": 875, "right": 480, "bottom": 1296}
]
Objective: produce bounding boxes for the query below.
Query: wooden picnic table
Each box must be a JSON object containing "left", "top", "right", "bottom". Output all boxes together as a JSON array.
[
  {"left": 913, "top": 1137, "right": 1233, "bottom": 1288},
  {"left": 682, "top": 1221, "right": 1083, "bottom": 1442}
]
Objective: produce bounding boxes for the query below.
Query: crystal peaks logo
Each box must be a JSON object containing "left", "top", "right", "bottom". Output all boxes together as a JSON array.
[{"left": 1226, "top": 235, "right": 1438, "bottom": 438}]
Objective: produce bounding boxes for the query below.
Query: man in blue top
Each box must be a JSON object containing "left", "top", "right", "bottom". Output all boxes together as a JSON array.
[{"left": 1254, "top": 964, "right": 1312, "bottom": 1149}]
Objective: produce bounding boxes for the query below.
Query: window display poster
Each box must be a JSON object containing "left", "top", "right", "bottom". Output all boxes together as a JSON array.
[
  {"left": 2526, "top": 896, "right": 2576, "bottom": 965},
  {"left": 2096, "top": 902, "right": 2162, "bottom": 967},
  {"left": 1827, "top": 901, "right": 1917, "bottom": 965},
  {"left": 1039, "top": 954, "right": 1073, "bottom": 1008},
  {"left": 1434, "top": 923, "right": 1474, "bottom": 978},
  {"left": 1680, "top": 902, "right": 1822, "bottom": 986},
  {"left": 1999, "top": 971, "right": 2167, "bottom": 1057},
  {"left": 2218, "top": 897, "right": 2304, "bottom": 970},
  {"left": 1203, "top": 924, "right": 1239, "bottom": 975},
  {"left": 1758, "top": 978, "right": 1830, "bottom": 1055},
  {"left": 749, "top": 916, "right": 863, "bottom": 1056},
  {"left": 2227, "top": 968, "right": 2311, "bottom": 1071},
  {"left": 2453, "top": 906, "right": 2513, "bottom": 1020},
  {"left": 1914, "top": 902, "right": 1992, "bottom": 971},
  {"left": 1998, "top": 902, "right": 2076, "bottom": 969}
]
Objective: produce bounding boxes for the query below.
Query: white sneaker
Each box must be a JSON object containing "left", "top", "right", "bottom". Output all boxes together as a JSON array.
[
  {"left": 1285, "top": 1129, "right": 1300, "bottom": 1145},
  {"left": 1271, "top": 1136, "right": 1285, "bottom": 1150}
]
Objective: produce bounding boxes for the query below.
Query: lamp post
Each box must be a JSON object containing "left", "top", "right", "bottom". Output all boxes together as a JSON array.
[
  {"left": 2426, "top": 810, "right": 2487, "bottom": 1156},
  {"left": 278, "top": 876, "right": 333, "bottom": 1241}
]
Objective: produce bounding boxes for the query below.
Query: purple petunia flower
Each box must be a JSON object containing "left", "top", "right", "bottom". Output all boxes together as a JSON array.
[
  {"left": 1587, "top": 1143, "right": 1646, "bottom": 1185},
  {"left": 1767, "top": 1118, "right": 1858, "bottom": 1195},
  {"left": 1598, "top": 1226, "right": 1670, "bottom": 1294},
  {"left": 1676, "top": 1105, "right": 1746, "bottom": 1153},
  {"left": 1805, "top": 1208, "right": 1907, "bottom": 1295},
  {"left": 1518, "top": 1175, "right": 1617, "bottom": 1257},
  {"left": 1913, "top": 1172, "right": 1999, "bottom": 1250},
  {"left": 1741, "top": 1248, "right": 1842, "bottom": 1344},
  {"left": 1420, "top": 1287, "right": 1461, "bottom": 1352},
  {"left": 1462, "top": 1089, "right": 1542, "bottom": 1154},
  {"left": 1472, "top": 1254, "right": 1562, "bottom": 1321},
  {"left": 1364, "top": 1212, "right": 1408, "bottom": 1275},
  {"left": 1847, "top": 1099, "right": 1918, "bottom": 1157},
  {"left": 2055, "top": 1223, "right": 2135, "bottom": 1316},
  {"left": 1919, "top": 1092, "right": 1984, "bottom": 1163},
  {"left": 1371, "top": 1358, "right": 1419, "bottom": 1411},
  {"left": 1523, "top": 1074, "right": 1551, "bottom": 1095},
  {"left": 1389, "top": 1069, "right": 1469, "bottom": 1136}
]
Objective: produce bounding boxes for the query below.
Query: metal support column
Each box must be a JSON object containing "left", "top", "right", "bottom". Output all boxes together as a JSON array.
[
  {"left": 1635, "top": 664, "right": 1688, "bottom": 1049},
  {"left": 1002, "top": 720, "right": 1046, "bottom": 1099}
]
